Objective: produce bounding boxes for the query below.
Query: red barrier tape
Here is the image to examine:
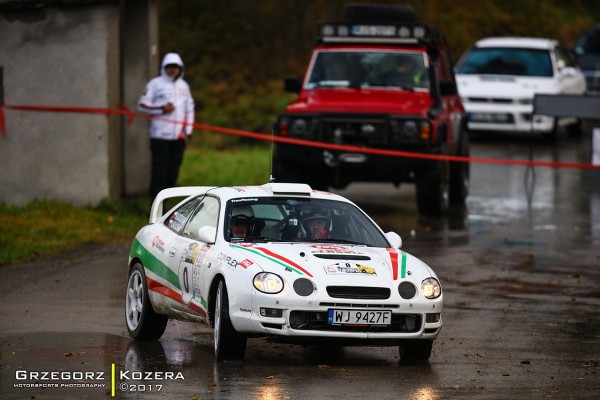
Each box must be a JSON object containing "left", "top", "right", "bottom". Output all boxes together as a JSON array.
[{"left": 2, "top": 104, "right": 600, "bottom": 169}]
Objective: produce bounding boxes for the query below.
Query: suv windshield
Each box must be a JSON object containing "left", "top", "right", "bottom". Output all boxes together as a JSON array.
[
  {"left": 225, "top": 197, "right": 390, "bottom": 247},
  {"left": 457, "top": 47, "right": 553, "bottom": 77},
  {"left": 306, "top": 50, "right": 429, "bottom": 90}
]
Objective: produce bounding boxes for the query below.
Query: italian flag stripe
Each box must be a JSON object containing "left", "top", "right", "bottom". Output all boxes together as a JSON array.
[
  {"left": 147, "top": 276, "right": 207, "bottom": 318},
  {"left": 231, "top": 244, "right": 313, "bottom": 277},
  {"left": 131, "top": 238, "right": 180, "bottom": 289},
  {"left": 387, "top": 248, "right": 407, "bottom": 280}
]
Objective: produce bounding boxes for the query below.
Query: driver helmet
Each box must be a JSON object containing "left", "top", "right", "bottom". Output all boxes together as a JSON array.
[
  {"left": 300, "top": 209, "right": 332, "bottom": 239},
  {"left": 231, "top": 205, "right": 254, "bottom": 235}
]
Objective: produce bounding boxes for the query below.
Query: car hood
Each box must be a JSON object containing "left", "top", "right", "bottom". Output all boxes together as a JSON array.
[
  {"left": 456, "top": 74, "right": 559, "bottom": 97},
  {"left": 286, "top": 89, "right": 432, "bottom": 115},
  {"left": 228, "top": 242, "right": 435, "bottom": 284}
]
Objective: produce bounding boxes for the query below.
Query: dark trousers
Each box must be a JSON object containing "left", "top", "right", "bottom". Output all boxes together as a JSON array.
[{"left": 149, "top": 138, "right": 186, "bottom": 201}]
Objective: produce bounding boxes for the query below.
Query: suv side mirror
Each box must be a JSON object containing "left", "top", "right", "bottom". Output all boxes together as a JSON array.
[{"left": 284, "top": 77, "right": 302, "bottom": 94}]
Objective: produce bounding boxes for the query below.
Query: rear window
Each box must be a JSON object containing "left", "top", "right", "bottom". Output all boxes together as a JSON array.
[{"left": 457, "top": 47, "right": 553, "bottom": 77}]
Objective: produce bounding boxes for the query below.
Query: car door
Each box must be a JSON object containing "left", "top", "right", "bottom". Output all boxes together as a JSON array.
[{"left": 175, "top": 195, "right": 220, "bottom": 318}]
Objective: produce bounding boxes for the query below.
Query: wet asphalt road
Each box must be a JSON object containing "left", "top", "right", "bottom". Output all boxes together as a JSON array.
[{"left": 1, "top": 130, "right": 599, "bottom": 399}]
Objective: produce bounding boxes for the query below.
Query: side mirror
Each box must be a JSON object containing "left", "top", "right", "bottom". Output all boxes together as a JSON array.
[
  {"left": 284, "top": 77, "right": 302, "bottom": 93},
  {"left": 385, "top": 231, "right": 402, "bottom": 249},
  {"left": 198, "top": 226, "right": 217, "bottom": 244}
]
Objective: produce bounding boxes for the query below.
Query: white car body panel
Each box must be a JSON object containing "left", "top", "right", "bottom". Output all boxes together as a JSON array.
[{"left": 128, "top": 183, "right": 443, "bottom": 346}]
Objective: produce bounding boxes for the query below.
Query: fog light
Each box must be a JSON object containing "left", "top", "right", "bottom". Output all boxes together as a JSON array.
[
  {"left": 260, "top": 308, "right": 283, "bottom": 318},
  {"left": 426, "top": 313, "right": 440, "bottom": 323}
]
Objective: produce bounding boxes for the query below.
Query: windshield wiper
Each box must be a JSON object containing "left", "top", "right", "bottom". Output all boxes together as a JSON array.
[{"left": 307, "top": 238, "right": 367, "bottom": 246}]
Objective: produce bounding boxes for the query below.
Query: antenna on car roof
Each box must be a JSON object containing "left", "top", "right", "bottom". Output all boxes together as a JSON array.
[{"left": 269, "top": 127, "right": 276, "bottom": 182}]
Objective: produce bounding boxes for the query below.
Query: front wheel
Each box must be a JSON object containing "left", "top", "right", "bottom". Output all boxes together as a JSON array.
[
  {"left": 125, "top": 263, "right": 168, "bottom": 340},
  {"left": 399, "top": 339, "right": 433, "bottom": 362},
  {"left": 214, "top": 280, "right": 247, "bottom": 360}
]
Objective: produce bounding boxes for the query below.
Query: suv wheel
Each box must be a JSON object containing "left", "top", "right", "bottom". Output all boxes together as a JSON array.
[
  {"left": 449, "top": 132, "right": 470, "bottom": 203},
  {"left": 415, "top": 160, "right": 449, "bottom": 215}
]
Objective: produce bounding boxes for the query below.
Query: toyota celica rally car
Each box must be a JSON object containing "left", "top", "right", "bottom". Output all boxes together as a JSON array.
[{"left": 125, "top": 183, "right": 443, "bottom": 361}]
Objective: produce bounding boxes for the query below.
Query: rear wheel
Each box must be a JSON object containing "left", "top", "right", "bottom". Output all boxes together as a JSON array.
[
  {"left": 214, "top": 280, "right": 247, "bottom": 360},
  {"left": 125, "top": 263, "right": 168, "bottom": 340},
  {"left": 399, "top": 339, "right": 433, "bottom": 362}
]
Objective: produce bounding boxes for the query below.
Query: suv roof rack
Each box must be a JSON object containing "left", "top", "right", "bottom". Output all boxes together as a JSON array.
[{"left": 316, "top": 22, "right": 446, "bottom": 47}]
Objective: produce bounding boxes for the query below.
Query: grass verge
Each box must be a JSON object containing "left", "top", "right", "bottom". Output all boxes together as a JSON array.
[{"left": 0, "top": 144, "right": 272, "bottom": 265}]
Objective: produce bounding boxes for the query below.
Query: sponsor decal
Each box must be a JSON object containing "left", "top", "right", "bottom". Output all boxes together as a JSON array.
[
  {"left": 217, "top": 253, "right": 240, "bottom": 269},
  {"left": 310, "top": 244, "right": 363, "bottom": 255},
  {"left": 231, "top": 197, "right": 257, "bottom": 202},
  {"left": 324, "top": 263, "right": 377, "bottom": 275},
  {"left": 239, "top": 258, "right": 254, "bottom": 269},
  {"left": 152, "top": 236, "right": 166, "bottom": 253}
]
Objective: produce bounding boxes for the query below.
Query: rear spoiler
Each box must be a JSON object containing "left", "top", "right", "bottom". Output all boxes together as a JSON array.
[{"left": 149, "top": 186, "right": 214, "bottom": 224}]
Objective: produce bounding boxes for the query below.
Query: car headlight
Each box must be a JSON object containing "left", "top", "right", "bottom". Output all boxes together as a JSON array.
[
  {"left": 253, "top": 273, "right": 284, "bottom": 294},
  {"left": 421, "top": 278, "right": 441, "bottom": 299}
]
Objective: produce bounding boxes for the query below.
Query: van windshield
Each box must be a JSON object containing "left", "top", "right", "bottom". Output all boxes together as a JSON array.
[
  {"left": 306, "top": 50, "right": 429, "bottom": 91},
  {"left": 457, "top": 48, "right": 553, "bottom": 77}
]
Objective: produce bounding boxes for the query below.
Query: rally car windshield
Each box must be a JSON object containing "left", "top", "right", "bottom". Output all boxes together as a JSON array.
[
  {"left": 225, "top": 197, "right": 390, "bottom": 247},
  {"left": 306, "top": 50, "right": 429, "bottom": 91}
]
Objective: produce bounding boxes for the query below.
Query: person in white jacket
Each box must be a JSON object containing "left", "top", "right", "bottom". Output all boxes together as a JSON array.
[{"left": 138, "top": 52, "right": 195, "bottom": 200}]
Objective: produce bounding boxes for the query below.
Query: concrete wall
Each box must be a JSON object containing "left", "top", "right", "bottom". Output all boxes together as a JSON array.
[{"left": 0, "top": 0, "right": 157, "bottom": 206}]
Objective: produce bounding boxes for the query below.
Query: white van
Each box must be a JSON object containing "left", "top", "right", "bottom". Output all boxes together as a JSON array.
[{"left": 455, "top": 37, "right": 586, "bottom": 136}]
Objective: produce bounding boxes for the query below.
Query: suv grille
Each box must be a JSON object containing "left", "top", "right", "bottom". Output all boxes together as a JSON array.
[
  {"left": 322, "top": 115, "right": 386, "bottom": 146},
  {"left": 326, "top": 286, "right": 391, "bottom": 299}
]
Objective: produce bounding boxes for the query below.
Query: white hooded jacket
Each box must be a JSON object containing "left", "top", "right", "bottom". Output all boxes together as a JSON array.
[{"left": 138, "top": 53, "right": 195, "bottom": 140}]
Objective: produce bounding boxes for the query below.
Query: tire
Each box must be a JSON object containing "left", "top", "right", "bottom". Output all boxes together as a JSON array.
[
  {"left": 125, "top": 263, "right": 168, "bottom": 340},
  {"left": 214, "top": 280, "right": 247, "bottom": 360},
  {"left": 449, "top": 131, "right": 470, "bottom": 203},
  {"left": 399, "top": 339, "right": 433, "bottom": 362},
  {"left": 415, "top": 160, "right": 449, "bottom": 215}
]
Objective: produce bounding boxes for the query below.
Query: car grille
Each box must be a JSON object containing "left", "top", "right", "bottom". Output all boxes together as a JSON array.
[
  {"left": 321, "top": 114, "right": 386, "bottom": 146},
  {"left": 467, "top": 97, "right": 513, "bottom": 104},
  {"left": 326, "top": 286, "right": 391, "bottom": 300},
  {"left": 289, "top": 311, "right": 421, "bottom": 333}
]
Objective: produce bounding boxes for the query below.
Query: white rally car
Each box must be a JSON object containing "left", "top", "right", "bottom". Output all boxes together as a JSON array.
[{"left": 125, "top": 183, "right": 443, "bottom": 361}]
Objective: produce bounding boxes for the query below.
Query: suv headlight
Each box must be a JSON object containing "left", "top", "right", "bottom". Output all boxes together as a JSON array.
[
  {"left": 421, "top": 278, "right": 441, "bottom": 299},
  {"left": 253, "top": 273, "right": 284, "bottom": 294}
]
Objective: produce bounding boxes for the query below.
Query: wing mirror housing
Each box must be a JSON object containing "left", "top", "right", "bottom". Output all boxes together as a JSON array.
[
  {"left": 385, "top": 231, "right": 402, "bottom": 249},
  {"left": 198, "top": 226, "right": 217, "bottom": 244}
]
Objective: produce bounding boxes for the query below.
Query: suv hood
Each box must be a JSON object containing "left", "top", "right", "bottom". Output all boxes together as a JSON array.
[{"left": 286, "top": 88, "right": 433, "bottom": 115}]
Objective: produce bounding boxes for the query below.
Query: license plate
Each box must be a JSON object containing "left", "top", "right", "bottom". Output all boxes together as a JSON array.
[
  {"left": 469, "top": 112, "right": 511, "bottom": 123},
  {"left": 327, "top": 309, "right": 391, "bottom": 326}
]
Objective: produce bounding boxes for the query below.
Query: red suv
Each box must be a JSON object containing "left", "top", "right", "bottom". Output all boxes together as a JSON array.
[{"left": 272, "top": 4, "right": 468, "bottom": 215}]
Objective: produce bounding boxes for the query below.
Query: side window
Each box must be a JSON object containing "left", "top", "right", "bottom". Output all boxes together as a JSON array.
[
  {"left": 555, "top": 46, "right": 576, "bottom": 68},
  {"left": 164, "top": 198, "right": 202, "bottom": 233},
  {"left": 183, "top": 196, "right": 220, "bottom": 239}
]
